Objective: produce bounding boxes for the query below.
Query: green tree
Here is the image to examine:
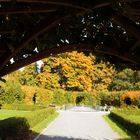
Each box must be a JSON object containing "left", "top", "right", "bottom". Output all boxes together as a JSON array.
[
  {"left": 109, "top": 68, "right": 140, "bottom": 91},
  {"left": 18, "top": 63, "right": 37, "bottom": 86},
  {"left": 135, "top": 82, "right": 140, "bottom": 90},
  {"left": 0, "top": 81, "right": 25, "bottom": 104}
]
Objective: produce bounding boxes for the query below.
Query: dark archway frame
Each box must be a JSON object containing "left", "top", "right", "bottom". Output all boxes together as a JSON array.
[{"left": 0, "top": 0, "right": 140, "bottom": 77}]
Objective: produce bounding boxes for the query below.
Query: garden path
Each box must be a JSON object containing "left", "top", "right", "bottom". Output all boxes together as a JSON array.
[{"left": 34, "top": 107, "right": 120, "bottom": 140}]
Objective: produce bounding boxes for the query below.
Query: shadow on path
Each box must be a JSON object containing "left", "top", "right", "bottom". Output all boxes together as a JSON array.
[
  {"left": 34, "top": 134, "right": 134, "bottom": 140},
  {"left": 35, "top": 135, "right": 88, "bottom": 140}
]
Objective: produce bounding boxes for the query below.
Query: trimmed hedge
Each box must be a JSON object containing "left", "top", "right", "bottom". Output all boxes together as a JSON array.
[
  {"left": 0, "top": 108, "right": 57, "bottom": 139},
  {"left": 1, "top": 104, "right": 46, "bottom": 111},
  {"left": 26, "top": 108, "right": 56, "bottom": 128},
  {"left": 109, "top": 109, "right": 140, "bottom": 136},
  {"left": 96, "top": 91, "right": 124, "bottom": 107}
]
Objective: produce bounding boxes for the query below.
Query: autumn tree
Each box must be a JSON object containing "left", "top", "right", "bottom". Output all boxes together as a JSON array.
[
  {"left": 92, "top": 62, "right": 115, "bottom": 91},
  {"left": 35, "top": 51, "right": 115, "bottom": 91},
  {"left": 35, "top": 72, "right": 60, "bottom": 89}
]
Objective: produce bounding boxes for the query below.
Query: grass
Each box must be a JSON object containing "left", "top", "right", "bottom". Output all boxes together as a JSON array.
[
  {"left": 104, "top": 115, "right": 134, "bottom": 140},
  {"left": 0, "top": 109, "right": 31, "bottom": 120}
]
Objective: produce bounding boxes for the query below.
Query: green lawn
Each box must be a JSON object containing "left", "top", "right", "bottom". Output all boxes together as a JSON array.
[{"left": 0, "top": 109, "right": 31, "bottom": 120}]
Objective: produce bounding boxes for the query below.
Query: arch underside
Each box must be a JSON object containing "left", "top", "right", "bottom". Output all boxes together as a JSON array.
[{"left": 0, "top": 0, "right": 140, "bottom": 77}]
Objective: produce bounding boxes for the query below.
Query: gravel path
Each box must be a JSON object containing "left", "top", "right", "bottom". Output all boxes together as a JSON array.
[{"left": 34, "top": 108, "right": 120, "bottom": 140}]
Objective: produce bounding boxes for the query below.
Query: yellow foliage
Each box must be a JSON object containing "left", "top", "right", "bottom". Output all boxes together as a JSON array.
[
  {"left": 121, "top": 90, "right": 140, "bottom": 102},
  {"left": 21, "top": 85, "right": 36, "bottom": 104},
  {"left": 38, "top": 51, "right": 115, "bottom": 91},
  {"left": 22, "top": 85, "right": 53, "bottom": 105}
]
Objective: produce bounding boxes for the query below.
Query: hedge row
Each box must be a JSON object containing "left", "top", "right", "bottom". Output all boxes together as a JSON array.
[
  {"left": 27, "top": 108, "right": 56, "bottom": 128},
  {"left": 21, "top": 86, "right": 124, "bottom": 107},
  {"left": 109, "top": 109, "right": 140, "bottom": 136},
  {"left": 96, "top": 91, "right": 124, "bottom": 107},
  {"left": 0, "top": 108, "right": 57, "bottom": 140},
  {"left": 1, "top": 104, "right": 46, "bottom": 111},
  {"left": 1, "top": 83, "right": 140, "bottom": 107}
]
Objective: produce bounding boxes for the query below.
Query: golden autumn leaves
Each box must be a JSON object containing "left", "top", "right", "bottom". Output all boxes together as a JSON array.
[{"left": 36, "top": 51, "right": 115, "bottom": 91}]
